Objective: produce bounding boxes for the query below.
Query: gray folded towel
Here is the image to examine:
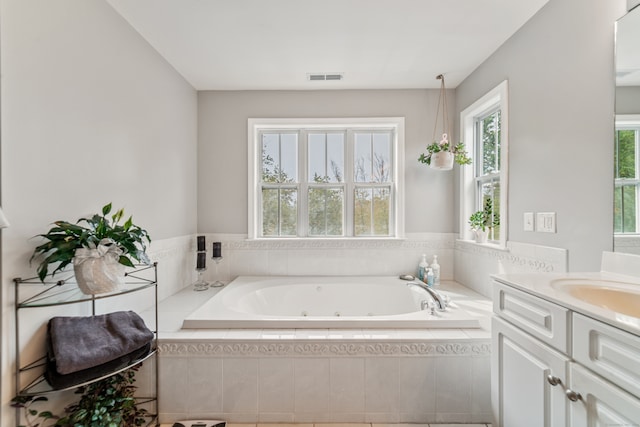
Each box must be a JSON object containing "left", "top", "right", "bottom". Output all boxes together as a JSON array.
[{"left": 48, "top": 311, "right": 154, "bottom": 375}]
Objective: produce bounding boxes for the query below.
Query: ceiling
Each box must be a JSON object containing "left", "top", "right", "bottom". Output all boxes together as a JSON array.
[
  {"left": 106, "top": 0, "right": 550, "bottom": 90},
  {"left": 616, "top": 6, "right": 640, "bottom": 86}
]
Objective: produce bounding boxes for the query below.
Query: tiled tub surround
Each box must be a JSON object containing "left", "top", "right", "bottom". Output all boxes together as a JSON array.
[
  {"left": 140, "top": 281, "right": 492, "bottom": 425},
  {"left": 192, "top": 234, "right": 569, "bottom": 300}
]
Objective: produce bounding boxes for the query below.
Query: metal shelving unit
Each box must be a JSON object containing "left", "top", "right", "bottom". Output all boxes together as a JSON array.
[{"left": 13, "top": 263, "right": 159, "bottom": 426}]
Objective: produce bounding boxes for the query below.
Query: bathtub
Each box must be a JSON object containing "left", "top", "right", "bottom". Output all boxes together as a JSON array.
[{"left": 182, "top": 276, "right": 482, "bottom": 329}]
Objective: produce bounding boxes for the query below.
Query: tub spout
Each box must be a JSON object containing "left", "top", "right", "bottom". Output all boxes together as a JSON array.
[{"left": 408, "top": 282, "right": 447, "bottom": 311}]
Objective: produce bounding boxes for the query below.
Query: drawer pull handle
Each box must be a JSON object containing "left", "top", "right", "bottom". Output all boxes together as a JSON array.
[
  {"left": 546, "top": 375, "right": 562, "bottom": 386},
  {"left": 566, "top": 389, "right": 582, "bottom": 402}
]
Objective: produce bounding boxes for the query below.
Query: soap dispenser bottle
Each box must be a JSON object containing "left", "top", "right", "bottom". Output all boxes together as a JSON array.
[
  {"left": 431, "top": 255, "right": 441, "bottom": 285},
  {"left": 418, "top": 254, "right": 429, "bottom": 282},
  {"left": 426, "top": 268, "right": 435, "bottom": 287}
]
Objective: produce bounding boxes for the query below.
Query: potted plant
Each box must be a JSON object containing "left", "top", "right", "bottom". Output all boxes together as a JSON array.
[
  {"left": 418, "top": 133, "right": 472, "bottom": 170},
  {"left": 468, "top": 199, "right": 500, "bottom": 243},
  {"left": 12, "top": 367, "right": 148, "bottom": 427},
  {"left": 30, "top": 203, "right": 151, "bottom": 294}
]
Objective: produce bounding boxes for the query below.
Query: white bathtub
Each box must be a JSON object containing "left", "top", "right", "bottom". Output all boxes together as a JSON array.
[{"left": 182, "top": 276, "right": 482, "bottom": 329}]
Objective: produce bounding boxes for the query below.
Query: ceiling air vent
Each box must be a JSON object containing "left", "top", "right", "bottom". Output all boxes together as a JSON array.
[{"left": 308, "top": 73, "right": 344, "bottom": 81}]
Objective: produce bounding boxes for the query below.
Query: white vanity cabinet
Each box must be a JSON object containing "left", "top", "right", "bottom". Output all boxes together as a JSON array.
[
  {"left": 492, "top": 281, "right": 570, "bottom": 426},
  {"left": 492, "top": 279, "right": 640, "bottom": 426},
  {"left": 569, "top": 313, "right": 640, "bottom": 425},
  {"left": 492, "top": 317, "right": 568, "bottom": 426}
]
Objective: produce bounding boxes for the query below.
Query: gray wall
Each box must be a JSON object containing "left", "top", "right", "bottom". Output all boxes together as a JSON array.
[
  {"left": 197, "top": 89, "right": 458, "bottom": 234},
  {"left": 616, "top": 86, "right": 640, "bottom": 114},
  {"left": 455, "top": 0, "right": 627, "bottom": 271},
  {"left": 1, "top": 0, "right": 198, "bottom": 423}
]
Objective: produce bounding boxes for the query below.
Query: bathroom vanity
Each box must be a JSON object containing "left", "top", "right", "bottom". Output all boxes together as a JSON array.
[{"left": 491, "top": 270, "right": 640, "bottom": 426}]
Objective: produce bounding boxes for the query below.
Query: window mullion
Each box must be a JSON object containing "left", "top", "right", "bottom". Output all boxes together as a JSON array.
[
  {"left": 345, "top": 129, "right": 354, "bottom": 237},
  {"left": 299, "top": 130, "right": 308, "bottom": 237}
]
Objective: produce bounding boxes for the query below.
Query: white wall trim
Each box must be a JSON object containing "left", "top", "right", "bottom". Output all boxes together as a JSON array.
[{"left": 459, "top": 80, "right": 509, "bottom": 247}]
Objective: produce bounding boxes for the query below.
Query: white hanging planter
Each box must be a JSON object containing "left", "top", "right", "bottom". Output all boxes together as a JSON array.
[{"left": 430, "top": 151, "right": 454, "bottom": 170}]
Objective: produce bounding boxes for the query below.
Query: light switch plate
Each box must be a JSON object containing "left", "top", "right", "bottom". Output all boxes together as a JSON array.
[
  {"left": 524, "top": 212, "right": 535, "bottom": 231},
  {"left": 536, "top": 212, "right": 556, "bottom": 233}
]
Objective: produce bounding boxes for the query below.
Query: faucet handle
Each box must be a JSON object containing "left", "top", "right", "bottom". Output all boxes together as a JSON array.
[
  {"left": 441, "top": 295, "right": 451, "bottom": 308},
  {"left": 427, "top": 301, "right": 436, "bottom": 315}
]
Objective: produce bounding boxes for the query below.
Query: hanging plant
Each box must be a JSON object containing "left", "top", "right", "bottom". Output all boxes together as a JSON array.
[
  {"left": 418, "top": 74, "right": 472, "bottom": 170},
  {"left": 418, "top": 134, "right": 472, "bottom": 168}
]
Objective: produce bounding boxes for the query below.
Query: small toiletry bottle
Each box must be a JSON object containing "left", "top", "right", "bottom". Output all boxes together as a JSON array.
[
  {"left": 431, "top": 255, "right": 441, "bottom": 285},
  {"left": 426, "top": 268, "right": 435, "bottom": 287},
  {"left": 418, "top": 254, "right": 429, "bottom": 281}
]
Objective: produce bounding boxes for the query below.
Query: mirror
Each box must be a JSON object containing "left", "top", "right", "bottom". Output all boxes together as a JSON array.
[{"left": 614, "top": 5, "right": 640, "bottom": 254}]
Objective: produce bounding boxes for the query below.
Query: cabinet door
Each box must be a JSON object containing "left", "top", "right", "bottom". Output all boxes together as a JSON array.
[
  {"left": 492, "top": 317, "right": 568, "bottom": 427},
  {"left": 569, "top": 363, "right": 640, "bottom": 425}
]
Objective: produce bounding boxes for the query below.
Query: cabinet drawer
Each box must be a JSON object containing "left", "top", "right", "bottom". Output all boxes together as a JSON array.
[
  {"left": 573, "top": 313, "right": 640, "bottom": 399},
  {"left": 493, "top": 281, "right": 570, "bottom": 354}
]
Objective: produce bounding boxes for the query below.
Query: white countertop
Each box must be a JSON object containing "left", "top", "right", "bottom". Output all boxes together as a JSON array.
[{"left": 492, "top": 271, "right": 640, "bottom": 336}]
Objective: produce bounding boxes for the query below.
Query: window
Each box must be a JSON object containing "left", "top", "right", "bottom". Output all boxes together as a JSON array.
[
  {"left": 475, "top": 109, "right": 502, "bottom": 242},
  {"left": 614, "top": 116, "right": 640, "bottom": 234},
  {"left": 460, "top": 81, "right": 508, "bottom": 246},
  {"left": 248, "top": 118, "right": 405, "bottom": 239}
]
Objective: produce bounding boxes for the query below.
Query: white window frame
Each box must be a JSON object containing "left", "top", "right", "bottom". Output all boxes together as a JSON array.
[
  {"left": 248, "top": 117, "right": 405, "bottom": 239},
  {"left": 614, "top": 114, "right": 640, "bottom": 234},
  {"left": 459, "top": 81, "right": 509, "bottom": 247}
]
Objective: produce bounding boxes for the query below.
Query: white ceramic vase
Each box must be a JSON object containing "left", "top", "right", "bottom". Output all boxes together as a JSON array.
[
  {"left": 473, "top": 229, "right": 488, "bottom": 244},
  {"left": 73, "top": 240, "right": 125, "bottom": 295}
]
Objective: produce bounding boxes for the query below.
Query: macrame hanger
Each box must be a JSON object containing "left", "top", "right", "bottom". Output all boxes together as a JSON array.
[{"left": 432, "top": 74, "right": 451, "bottom": 150}]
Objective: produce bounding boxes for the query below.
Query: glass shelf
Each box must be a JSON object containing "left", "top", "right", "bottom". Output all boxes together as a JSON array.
[
  {"left": 18, "top": 348, "right": 156, "bottom": 396},
  {"left": 15, "top": 263, "right": 157, "bottom": 308},
  {"left": 14, "top": 262, "right": 159, "bottom": 421}
]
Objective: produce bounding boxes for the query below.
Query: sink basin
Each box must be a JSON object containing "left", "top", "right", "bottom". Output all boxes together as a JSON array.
[{"left": 551, "top": 279, "right": 640, "bottom": 317}]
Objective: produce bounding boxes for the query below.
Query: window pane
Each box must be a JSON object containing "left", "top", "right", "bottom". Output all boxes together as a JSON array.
[
  {"left": 262, "top": 188, "right": 279, "bottom": 236},
  {"left": 308, "top": 133, "right": 325, "bottom": 182},
  {"left": 354, "top": 187, "right": 390, "bottom": 236},
  {"left": 280, "top": 188, "right": 298, "bottom": 236},
  {"left": 373, "top": 133, "right": 391, "bottom": 183},
  {"left": 261, "top": 133, "right": 297, "bottom": 183},
  {"left": 616, "top": 130, "right": 636, "bottom": 179},
  {"left": 479, "top": 110, "right": 501, "bottom": 176},
  {"left": 615, "top": 186, "right": 623, "bottom": 233},
  {"left": 480, "top": 180, "right": 500, "bottom": 241},
  {"left": 354, "top": 133, "right": 372, "bottom": 182},
  {"left": 308, "top": 188, "right": 344, "bottom": 236},
  {"left": 614, "top": 185, "right": 637, "bottom": 233},
  {"left": 354, "top": 188, "right": 372, "bottom": 235},
  {"left": 373, "top": 187, "right": 390, "bottom": 235},
  {"left": 308, "top": 133, "right": 344, "bottom": 183},
  {"left": 262, "top": 134, "right": 280, "bottom": 183},
  {"left": 280, "top": 134, "right": 298, "bottom": 183},
  {"left": 327, "top": 133, "right": 344, "bottom": 183},
  {"left": 262, "top": 188, "right": 297, "bottom": 236}
]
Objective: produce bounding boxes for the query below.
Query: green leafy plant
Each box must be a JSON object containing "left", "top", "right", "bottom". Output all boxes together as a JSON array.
[
  {"left": 469, "top": 198, "right": 500, "bottom": 232},
  {"left": 11, "top": 368, "right": 148, "bottom": 427},
  {"left": 10, "top": 395, "right": 59, "bottom": 427},
  {"left": 418, "top": 141, "right": 472, "bottom": 166},
  {"left": 30, "top": 203, "right": 151, "bottom": 282}
]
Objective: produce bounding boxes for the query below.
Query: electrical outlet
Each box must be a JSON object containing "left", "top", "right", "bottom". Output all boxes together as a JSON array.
[
  {"left": 523, "top": 212, "right": 535, "bottom": 231},
  {"left": 536, "top": 212, "right": 556, "bottom": 233}
]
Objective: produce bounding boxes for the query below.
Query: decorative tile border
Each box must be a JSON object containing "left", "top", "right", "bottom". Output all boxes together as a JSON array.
[
  {"left": 455, "top": 240, "right": 563, "bottom": 273},
  {"left": 158, "top": 340, "right": 490, "bottom": 357}
]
